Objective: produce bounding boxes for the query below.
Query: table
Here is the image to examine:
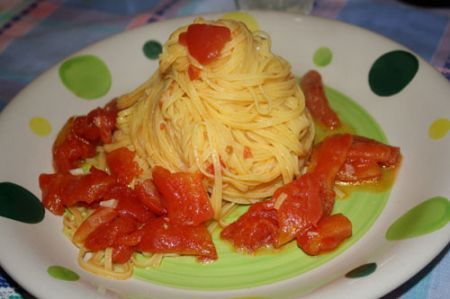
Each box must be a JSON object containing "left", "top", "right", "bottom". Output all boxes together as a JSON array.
[{"left": 0, "top": 0, "right": 449, "bottom": 298}]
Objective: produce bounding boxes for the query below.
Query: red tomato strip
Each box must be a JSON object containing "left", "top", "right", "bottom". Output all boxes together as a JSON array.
[
  {"left": 72, "top": 102, "right": 118, "bottom": 144},
  {"left": 308, "top": 134, "right": 353, "bottom": 215},
  {"left": 73, "top": 207, "right": 118, "bottom": 244},
  {"left": 152, "top": 166, "right": 213, "bottom": 226},
  {"left": 106, "top": 184, "right": 154, "bottom": 223},
  {"left": 220, "top": 201, "right": 278, "bottom": 252},
  {"left": 115, "top": 230, "right": 146, "bottom": 247},
  {"left": 337, "top": 159, "right": 382, "bottom": 183},
  {"left": 134, "top": 179, "right": 167, "bottom": 215},
  {"left": 85, "top": 215, "right": 138, "bottom": 252},
  {"left": 336, "top": 136, "right": 401, "bottom": 183},
  {"left": 274, "top": 172, "right": 323, "bottom": 247},
  {"left": 301, "top": 70, "right": 341, "bottom": 129},
  {"left": 106, "top": 147, "right": 141, "bottom": 185},
  {"left": 297, "top": 213, "right": 352, "bottom": 255},
  {"left": 137, "top": 218, "right": 217, "bottom": 260},
  {"left": 347, "top": 136, "right": 401, "bottom": 166},
  {"left": 52, "top": 100, "right": 117, "bottom": 173},
  {"left": 39, "top": 168, "right": 115, "bottom": 215},
  {"left": 52, "top": 117, "right": 96, "bottom": 173},
  {"left": 111, "top": 245, "right": 135, "bottom": 264}
]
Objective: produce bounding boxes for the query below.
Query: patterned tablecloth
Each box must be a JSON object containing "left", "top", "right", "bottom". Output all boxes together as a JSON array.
[{"left": 0, "top": 0, "right": 449, "bottom": 298}]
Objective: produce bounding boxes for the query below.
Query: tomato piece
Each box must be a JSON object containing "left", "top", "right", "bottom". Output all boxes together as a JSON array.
[
  {"left": 63, "top": 168, "right": 116, "bottom": 206},
  {"left": 111, "top": 245, "right": 135, "bottom": 264},
  {"left": 104, "top": 98, "right": 118, "bottom": 113},
  {"left": 308, "top": 134, "right": 353, "bottom": 215},
  {"left": 72, "top": 101, "right": 118, "bottom": 144},
  {"left": 106, "top": 184, "right": 154, "bottom": 223},
  {"left": 39, "top": 173, "right": 71, "bottom": 215},
  {"left": 115, "top": 229, "right": 146, "bottom": 247},
  {"left": 137, "top": 218, "right": 217, "bottom": 260},
  {"left": 106, "top": 147, "right": 141, "bottom": 185},
  {"left": 152, "top": 166, "right": 213, "bottom": 225},
  {"left": 297, "top": 213, "right": 352, "bottom": 255},
  {"left": 52, "top": 101, "right": 118, "bottom": 173},
  {"left": 72, "top": 116, "right": 95, "bottom": 142},
  {"left": 92, "top": 100, "right": 118, "bottom": 144},
  {"left": 220, "top": 201, "right": 278, "bottom": 252},
  {"left": 134, "top": 179, "right": 167, "bottom": 215},
  {"left": 188, "top": 64, "right": 201, "bottom": 80},
  {"left": 346, "top": 136, "right": 401, "bottom": 167},
  {"left": 85, "top": 227, "right": 115, "bottom": 251},
  {"left": 274, "top": 172, "right": 323, "bottom": 247},
  {"left": 309, "top": 134, "right": 353, "bottom": 181},
  {"left": 301, "top": 70, "right": 341, "bottom": 129},
  {"left": 183, "top": 23, "right": 231, "bottom": 65},
  {"left": 337, "top": 158, "right": 382, "bottom": 183},
  {"left": 85, "top": 215, "right": 138, "bottom": 251},
  {"left": 73, "top": 207, "right": 118, "bottom": 244},
  {"left": 52, "top": 117, "right": 96, "bottom": 173},
  {"left": 39, "top": 168, "right": 115, "bottom": 215},
  {"left": 336, "top": 136, "right": 401, "bottom": 183}
]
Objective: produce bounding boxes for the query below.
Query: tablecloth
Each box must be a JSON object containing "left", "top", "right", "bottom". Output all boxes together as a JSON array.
[{"left": 0, "top": 0, "right": 449, "bottom": 298}]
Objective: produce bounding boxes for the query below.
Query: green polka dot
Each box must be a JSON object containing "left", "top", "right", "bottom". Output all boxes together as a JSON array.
[
  {"left": 428, "top": 118, "right": 450, "bottom": 140},
  {"left": 386, "top": 196, "right": 450, "bottom": 241},
  {"left": 0, "top": 182, "right": 44, "bottom": 224},
  {"left": 59, "top": 55, "right": 112, "bottom": 100},
  {"left": 368, "top": 50, "right": 418, "bottom": 96},
  {"left": 29, "top": 117, "right": 52, "bottom": 137},
  {"left": 143, "top": 40, "right": 162, "bottom": 60},
  {"left": 47, "top": 265, "right": 80, "bottom": 281},
  {"left": 345, "top": 263, "right": 377, "bottom": 278},
  {"left": 313, "top": 47, "right": 333, "bottom": 67}
]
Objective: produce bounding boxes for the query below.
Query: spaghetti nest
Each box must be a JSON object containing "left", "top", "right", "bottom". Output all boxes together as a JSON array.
[{"left": 105, "top": 18, "right": 314, "bottom": 219}]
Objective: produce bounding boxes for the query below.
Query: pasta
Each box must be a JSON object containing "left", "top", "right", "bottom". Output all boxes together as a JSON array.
[{"left": 105, "top": 18, "right": 314, "bottom": 219}]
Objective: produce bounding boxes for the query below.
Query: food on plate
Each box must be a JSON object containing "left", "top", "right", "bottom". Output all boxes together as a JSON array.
[
  {"left": 39, "top": 18, "right": 401, "bottom": 280},
  {"left": 301, "top": 70, "right": 341, "bottom": 130}
]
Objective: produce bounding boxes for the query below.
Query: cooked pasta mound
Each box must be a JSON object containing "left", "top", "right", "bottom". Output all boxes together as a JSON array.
[{"left": 104, "top": 18, "right": 314, "bottom": 219}]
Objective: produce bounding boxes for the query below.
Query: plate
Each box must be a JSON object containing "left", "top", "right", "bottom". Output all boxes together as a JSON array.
[{"left": 0, "top": 11, "right": 449, "bottom": 299}]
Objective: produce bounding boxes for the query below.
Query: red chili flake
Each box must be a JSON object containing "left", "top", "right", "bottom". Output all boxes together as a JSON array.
[
  {"left": 188, "top": 64, "right": 201, "bottom": 80},
  {"left": 225, "top": 145, "right": 233, "bottom": 154},
  {"left": 243, "top": 146, "right": 253, "bottom": 159},
  {"left": 206, "top": 157, "right": 226, "bottom": 175}
]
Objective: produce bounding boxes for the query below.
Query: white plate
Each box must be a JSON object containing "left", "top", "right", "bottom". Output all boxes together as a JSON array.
[{"left": 0, "top": 11, "right": 449, "bottom": 299}]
